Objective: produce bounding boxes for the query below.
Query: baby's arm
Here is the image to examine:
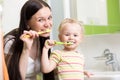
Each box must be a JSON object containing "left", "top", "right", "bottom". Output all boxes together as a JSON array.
[{"left": 41, "top": 39, "right": 57, "bottom": 73}]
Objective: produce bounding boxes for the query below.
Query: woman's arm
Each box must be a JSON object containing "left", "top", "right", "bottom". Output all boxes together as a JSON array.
[
  {"left": 41, "top": 40, "right": 56, "bottom": 73},
  {"left": 19, "top": 45, "right": 30, "bottom": 80},
  {"left": 19, "top": 30, "right": 39, "bottom": 79}
]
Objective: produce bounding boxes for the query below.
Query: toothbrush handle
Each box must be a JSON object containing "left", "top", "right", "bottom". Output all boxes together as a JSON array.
[
  {"left": 54, "top": 41, "right": 73, "bottom": 45},
  {"left": 24, "top": 34, "right": 30, "bottom": 38},
  {"left": 24, "top": 31, "right": 48, "bottom": 38},
  {"left": 54, "top": 41, "right": 64, "bottom": 45}
]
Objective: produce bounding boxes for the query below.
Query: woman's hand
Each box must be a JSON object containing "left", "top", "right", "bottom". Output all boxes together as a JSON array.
[{"left": 20, "top": 30, "right": 39, "bottom": 50}]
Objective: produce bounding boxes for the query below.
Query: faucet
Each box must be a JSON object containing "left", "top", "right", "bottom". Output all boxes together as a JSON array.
[{"left": 104, "top": 49, "right": 120, "bottom": 71}]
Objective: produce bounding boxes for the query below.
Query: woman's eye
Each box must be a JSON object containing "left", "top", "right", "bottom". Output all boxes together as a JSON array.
[
  {"left": 38, "top": 19, "right": 44, "bottom": 22},
  {"left": 48, "top": 16, "right": 52, "bottom": 20}
]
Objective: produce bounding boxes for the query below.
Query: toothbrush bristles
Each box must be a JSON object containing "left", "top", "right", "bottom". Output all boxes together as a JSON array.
[
  {"left": 38, "top": 29, "right": 51, "bottom": 34},
  {"left": 66, "top": 42, "right": 73, "bottom": 45}
]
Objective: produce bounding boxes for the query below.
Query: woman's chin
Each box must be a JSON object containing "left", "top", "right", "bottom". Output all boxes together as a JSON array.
[{"left": 40, "top": 33, "right": 50, "bottom": 37}]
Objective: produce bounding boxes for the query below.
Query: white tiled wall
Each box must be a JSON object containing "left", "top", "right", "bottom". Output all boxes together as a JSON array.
[{"left": 79, "top": 33, "right": 120, "bottom": 71}]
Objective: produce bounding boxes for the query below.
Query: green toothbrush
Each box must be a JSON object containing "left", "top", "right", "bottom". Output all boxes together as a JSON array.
[{"left": 54, "top": 41, "right": 73, "bottom": 45}]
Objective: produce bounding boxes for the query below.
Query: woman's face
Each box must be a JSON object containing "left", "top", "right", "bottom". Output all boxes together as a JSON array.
[{"left": 27, "top": 7, "right": 52, "bottom": 37}]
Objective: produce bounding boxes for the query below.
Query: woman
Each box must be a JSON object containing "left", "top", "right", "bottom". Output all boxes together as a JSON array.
[{"left": 4, "top": 0, "right": 55, "bottom": 80}]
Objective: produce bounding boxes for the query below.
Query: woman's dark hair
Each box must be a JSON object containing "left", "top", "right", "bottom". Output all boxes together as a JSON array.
[{"left": 6, "top": 0, "right": 54, "bottom": 80}]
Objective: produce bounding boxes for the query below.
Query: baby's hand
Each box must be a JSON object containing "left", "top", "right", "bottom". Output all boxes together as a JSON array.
[
  {"left": 44, "top": 39, "right": 55, "bottom": 49},
  {"left": 84, "top": 71, "right": 94, "bottom": 78}
]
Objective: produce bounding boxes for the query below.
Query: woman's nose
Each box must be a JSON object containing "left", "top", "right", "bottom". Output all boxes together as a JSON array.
[{"left": 44, "top": 20, "right": 50, "bottom": 28}]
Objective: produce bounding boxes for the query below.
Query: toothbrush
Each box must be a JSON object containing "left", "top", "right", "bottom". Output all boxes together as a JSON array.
[
  {"left": 54, "top": 41, "right": 73, "bottom": 45},
  {"left": 24, "top": 29, "right": 51, "bottom": 38}
]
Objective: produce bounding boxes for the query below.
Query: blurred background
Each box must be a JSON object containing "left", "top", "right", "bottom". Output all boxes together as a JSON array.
[{"left": 0, "top": 0, "right": 120, "bottom": 76}]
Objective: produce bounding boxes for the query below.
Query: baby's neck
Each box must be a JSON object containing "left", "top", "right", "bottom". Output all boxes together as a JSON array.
[{"left": 63, "top": 48, "right": 77, "bottom": 52}]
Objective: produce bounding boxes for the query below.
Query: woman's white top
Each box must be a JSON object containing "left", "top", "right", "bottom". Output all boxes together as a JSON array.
[{"left": 4, "top": 35, "right": 42, "bottom": 80}]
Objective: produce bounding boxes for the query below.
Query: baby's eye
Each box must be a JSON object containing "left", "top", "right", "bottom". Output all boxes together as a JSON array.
[
  {"left": 65, "top": 34, "right": 70, "bottom": 36},
  {"left": 74, "top": 34, "right": 78, "bottom": 37}
]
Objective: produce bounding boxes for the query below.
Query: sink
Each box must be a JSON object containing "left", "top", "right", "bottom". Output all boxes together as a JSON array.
[{"left": 85, "top": 72, "right": 120, "bottom": 80}]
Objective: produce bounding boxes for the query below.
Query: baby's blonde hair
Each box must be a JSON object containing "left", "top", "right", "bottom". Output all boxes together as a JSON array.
[{"left": 58, "top": 18, "right": 84, "bottom": 33}]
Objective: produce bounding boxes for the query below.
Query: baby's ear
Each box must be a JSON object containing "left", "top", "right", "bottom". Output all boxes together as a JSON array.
[
  {"left": 81, "top": 34, "right": 84, "bottom": 40},
  {"left": 58, "top": 34, "right": 61, "bottom": 41}
]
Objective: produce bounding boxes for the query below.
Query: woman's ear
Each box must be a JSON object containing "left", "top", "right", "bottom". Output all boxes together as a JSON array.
[
  {"left": 27, "top": 21, "right": 31, "bottom": 30},
  {"left": 27, "top": 25, "right": 31, "bottom": 30}
]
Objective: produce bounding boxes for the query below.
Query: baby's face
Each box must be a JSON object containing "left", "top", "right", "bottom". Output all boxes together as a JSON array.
[{"left": 59, "top": 23, "right": 83, "bottom": 51}]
